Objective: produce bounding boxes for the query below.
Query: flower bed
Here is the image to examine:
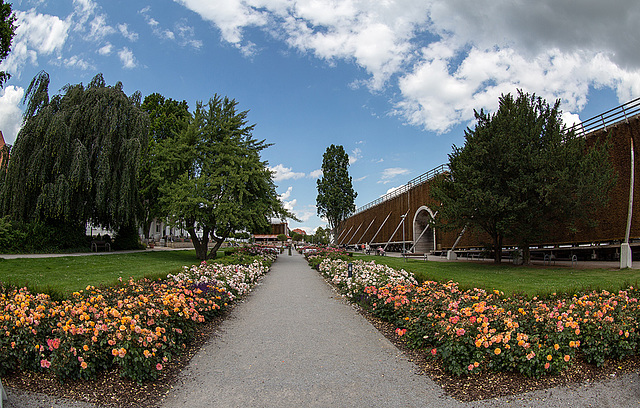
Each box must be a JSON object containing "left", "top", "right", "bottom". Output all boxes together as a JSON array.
[
  {"left": 0, "top": 253, "right": 273, "bottom": 383},
  {"left": 310, "top": 256, "right": 640, "bottom": 378}
]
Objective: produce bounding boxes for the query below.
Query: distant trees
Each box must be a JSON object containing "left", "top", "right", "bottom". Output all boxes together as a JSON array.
[
  {"left": 432, "top": 90, "right": 615, "bottom": 263},
  {"left": 316, "top": 145, "right": 357, "bottom": 242},
  {"left": 0, "top": 72, "right": 148, "bottom": 246},
  {"left": 311, "top": 226, "right": 331, "bottom": 245},
  {"left": 159, "top": 95, "right": 292, "bottom": 260}
]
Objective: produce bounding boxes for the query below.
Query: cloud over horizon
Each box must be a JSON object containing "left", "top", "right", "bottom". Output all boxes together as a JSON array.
[{"left": 176, "top": 0, "right": 640, "bottom": 133}]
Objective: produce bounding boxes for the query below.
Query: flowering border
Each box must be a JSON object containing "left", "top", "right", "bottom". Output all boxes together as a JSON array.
[
  {"left": 0, "top": 250, "right": 275, "bottom": 383},
  {"left": 309, "top": 254, "right": 639, "bottom": 378}
]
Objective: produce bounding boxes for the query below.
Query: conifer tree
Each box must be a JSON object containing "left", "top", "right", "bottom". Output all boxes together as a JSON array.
[
  {"left": 432, "top": 90, "right": 614, "bottom": 263},
  {"left": 316, "top": 144, "right": 357, "bottom": 242}
]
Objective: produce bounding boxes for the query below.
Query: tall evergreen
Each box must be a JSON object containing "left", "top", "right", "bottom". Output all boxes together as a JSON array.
[
  {"left": 316, "top": 144, "right": 357, "bottom": 242},
  {"left": 433, "top": 90, "right": 615, "bottom": 263}
]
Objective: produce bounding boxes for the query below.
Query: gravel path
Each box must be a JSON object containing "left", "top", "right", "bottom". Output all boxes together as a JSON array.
[
  {"left": 4, "top": 252, "right": 639, "bottom": 407},
  {"left": 158, "top": 252, "right": 640, "bottom": 408}
]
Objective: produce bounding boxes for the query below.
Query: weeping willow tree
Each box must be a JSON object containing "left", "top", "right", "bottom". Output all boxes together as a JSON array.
[{"left": 0, "top": 71, "right": 148, "bottom": 240}]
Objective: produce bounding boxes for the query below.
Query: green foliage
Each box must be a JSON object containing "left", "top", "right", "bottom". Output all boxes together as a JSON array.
[
  {"left": 277, "top": 233, "right": 288, "bottom": 243},
  {"left": 139, "top": 93, "right": 190, "bottom": 238},
  {"left": 159, "top": 94, "right": 292, "bottom": 260},
  {"left": 311, "top": 226, "right": 331, "bottom": 245},
  {"left": 0, "top": 0, "right": 16, "bottom": 88},
  {"left": 1, "top": 72, "right": 149, "bottom": 234},
  {"left": 0, "top": 215, "right": 87, "bottom": 254},
  {"left": 112, "top": 224, "right": 144, "bottom": 251},
  {"left": 432, "top": 90, "right": 615, "bottom": 263},
  {"left": 316, "top": 145, "right": 357, "bottom": 240}
]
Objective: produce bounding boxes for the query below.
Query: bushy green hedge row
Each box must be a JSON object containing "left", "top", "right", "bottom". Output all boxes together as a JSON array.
[{"left": 0, "top": 216, "right": 89, "bottom": 253}]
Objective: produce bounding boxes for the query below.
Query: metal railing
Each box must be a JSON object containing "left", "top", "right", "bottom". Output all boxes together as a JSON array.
[
  {"left": 353, "top": 163, "right": 448, "bottom": 215},
  {"left": 569, "top": 96, "right": 640, "bottom": 137},
  {"left": 352, "top": 97, "right": 639, "bottom": 216}
]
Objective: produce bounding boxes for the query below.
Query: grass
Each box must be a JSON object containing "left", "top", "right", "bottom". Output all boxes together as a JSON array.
[
  {"left": 0, "top": 250, "right": 212, "bottom": 298},
  {"left": 352, "top": 254, "right": 640, "bottom": 298}
]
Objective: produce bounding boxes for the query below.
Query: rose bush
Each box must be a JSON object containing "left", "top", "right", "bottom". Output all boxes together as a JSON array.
[
  {"left": 311, "top": 256, "right": 640, "bottom": 378},
  {"left": 0, "top": 251, "right": 274, "bottom": 382}
]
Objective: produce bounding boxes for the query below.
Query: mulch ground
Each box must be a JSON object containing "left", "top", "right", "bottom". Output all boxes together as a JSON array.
[{"left": 4, "top": 273, "right": 640, "bottom": 407}]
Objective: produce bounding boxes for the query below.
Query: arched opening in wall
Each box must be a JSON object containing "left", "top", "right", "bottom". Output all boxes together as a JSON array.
[{"left": 413, "top": 206, "right": 435, "bottom": 253}]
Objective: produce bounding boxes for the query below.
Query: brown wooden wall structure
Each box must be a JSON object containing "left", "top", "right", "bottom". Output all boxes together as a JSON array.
[{"left": 338, "top": 98, "right": 640, "bottom": 260}]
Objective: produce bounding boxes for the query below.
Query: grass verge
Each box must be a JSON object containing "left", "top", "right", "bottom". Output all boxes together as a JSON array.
[
  {"left": 352, "top": 254, "right": 640, "bottom": 297},
  {"left": 0, "top": 250, "right": 213, "bottom": 298}
]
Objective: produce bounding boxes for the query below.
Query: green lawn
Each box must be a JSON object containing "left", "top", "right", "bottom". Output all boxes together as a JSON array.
[
  {"left": 352, "top": 254, "right": 640, "bottom": 297},
  {"left": 0, "top": 250, "right": 209, "bottom": 297}
]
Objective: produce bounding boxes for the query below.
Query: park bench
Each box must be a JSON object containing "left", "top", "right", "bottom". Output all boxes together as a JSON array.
[
  {"left": 402, "top": 252, "right": 428, "bottom": 261},
  {"left": 91, "top": 240, "right": 111, "bottom": 252}
]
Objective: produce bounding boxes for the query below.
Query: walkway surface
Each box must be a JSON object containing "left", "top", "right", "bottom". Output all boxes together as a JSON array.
[{"left": 4, "top": 251, "right": 640, "bottom": 407}]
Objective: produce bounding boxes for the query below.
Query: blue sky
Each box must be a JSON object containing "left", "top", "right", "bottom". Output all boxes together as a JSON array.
[{"left": 1, "top": 0, "right": 639, "bottom": 234}]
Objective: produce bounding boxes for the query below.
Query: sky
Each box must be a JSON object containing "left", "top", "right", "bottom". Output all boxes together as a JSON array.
[{"left": 1, "top": 0, "right": 639, "bottom": 235}]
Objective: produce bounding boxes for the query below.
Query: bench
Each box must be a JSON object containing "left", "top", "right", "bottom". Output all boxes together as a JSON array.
[
  {"left": 402, "top": 252, "right": 428, "bottom": 261},
  {"left": 91, "top": 240, "right": 111, "bottom": 252}
]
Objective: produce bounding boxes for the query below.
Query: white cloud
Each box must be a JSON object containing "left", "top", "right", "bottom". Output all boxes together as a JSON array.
[
  {"left": 98, "top": 43, "right": 113, "bottom": 55},
  {"left": 87, "top": 14, "right": 115, "bottom": 40},
  {"left": 354, "top": 175, "right": 367, "bottom": 182},
  {"left": 141, "top": 7, "right": 202, "bottom": 48},
  {"left": 0, "top": 86, "right": 25, "bottom": 145},
  {"left": 3, "top": 10, "right": 71, "bottom": 75},
  {"left": 293, "top": 205, "right": 317, "bottom": 223},
  {"left": 384, "top": 185, "right": 403, "bottom": 196},
  {"left": 62, "top": 55, "right": 92, "bottom": 70},
  {"left": 279, "top": 186, "right": 293, "bottom": 201},
  {"left": 348, "top": 147, "right": 362, "bottom": 165},
  {"left": 118, "top": 23, "right": 139, "bottom": 41},
  {"left": 307, "top": 169, "right": 323, "bottom": 179},
  {"left": 277, "top": 186, "right": 297, "bottom": 212},
  {"left": 378, "top": 167, "right": 409, "bottom": 184},
  {"left": 118, "top": 47, "right": 137, "bottom": 69},
  {"left": 174, "top": 0, "right": 640, "bottom": 132},
  {"left": 269, "top": 164, "right": 305, "bottom": 181}
]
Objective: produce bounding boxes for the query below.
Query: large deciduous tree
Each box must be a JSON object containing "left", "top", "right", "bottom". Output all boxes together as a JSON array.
[
  {"left": 160, "top": 94, "right": 291, "bottom": 260},
  {"left": 316, "top": 144, "right": 357, "bottom": 242},
  {"left": 0, "top": 0, "right": 16, "bottom": 88},
  {"left": 0, "top": 71, "right": 148, "bottom": 239},
  {"left": 140, "top": 93, "right": 190, "bottom": 239},
  {"left": 432, "top": 90, "right": 615, "bottom": 263}
]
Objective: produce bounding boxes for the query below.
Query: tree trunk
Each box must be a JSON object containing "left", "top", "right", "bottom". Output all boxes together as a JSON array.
[
  {"left": 522, "top": 244, "right": 531, "bottom": 265},
  {"left": 207, "top": 235, "right": 225, "bottom": 259},
  {"left": 188, "top": 227, "right": 210, "bottom": 260},
  {"left": 493, "top": 234, "right": 503, "bottom": 263}
]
